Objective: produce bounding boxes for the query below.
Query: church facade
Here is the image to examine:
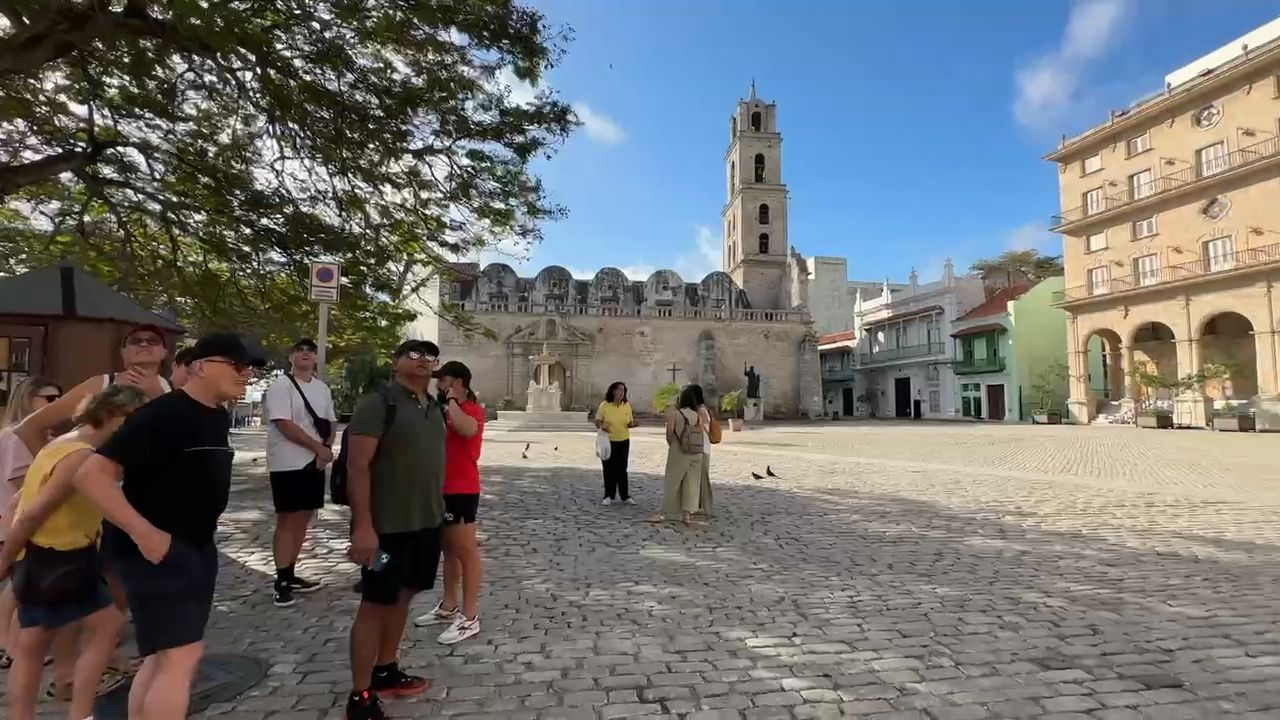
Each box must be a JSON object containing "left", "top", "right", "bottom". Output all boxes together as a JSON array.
[{"left": 416, "top": 87, "right": 824, "bottom": 418}]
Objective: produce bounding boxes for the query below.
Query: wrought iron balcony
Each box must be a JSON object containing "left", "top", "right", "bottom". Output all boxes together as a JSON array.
[
  {"left": 1053, "top": 242, "right": 1280, "bottom": 304},
  {"left": 953, "top": 356, "right": 1007, "bottom": 375},
  {"left": 857, "top": 342, "right": 946, "bottom": 367},
  {"left": 821, "top": 366, "right": 856, "bottom": 382},
  {"left": 1050, "top": 135, "right": 1280, "bottom": 231}
]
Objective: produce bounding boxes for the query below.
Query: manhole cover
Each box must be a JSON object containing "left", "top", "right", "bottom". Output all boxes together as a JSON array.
[{"left": 95, "top": 653, "right": 265, "bottom": 719}]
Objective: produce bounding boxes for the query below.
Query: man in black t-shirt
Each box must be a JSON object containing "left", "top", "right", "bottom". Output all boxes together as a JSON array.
[{"left": 73, "top": 332, "right": 264, "bottom": 720}]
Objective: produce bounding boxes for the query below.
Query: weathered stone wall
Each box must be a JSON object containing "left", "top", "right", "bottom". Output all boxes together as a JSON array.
[{"left": 439, "top": 312, "right": 820, "bottom": 417}]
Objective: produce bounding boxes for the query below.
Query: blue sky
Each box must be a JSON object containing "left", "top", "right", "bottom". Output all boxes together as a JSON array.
[{"left": 486, "top": 0, "right": 1280, "bottom": 284}]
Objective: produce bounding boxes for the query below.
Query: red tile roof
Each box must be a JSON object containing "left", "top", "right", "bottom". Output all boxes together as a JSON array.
[
  {"left": 818, "top": 330, "right": 856, "bottom": 345},
  {"left": 956, "top": 283, "right": 1034, "bottom": 321}
]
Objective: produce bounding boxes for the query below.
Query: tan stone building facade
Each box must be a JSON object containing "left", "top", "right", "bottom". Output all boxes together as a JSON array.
[
  {"left": 1048, "top": 22, "right": 1280, "bottom": 428},
  {"left": 421, "top": 87, "right": 823, "bottom": 418}
]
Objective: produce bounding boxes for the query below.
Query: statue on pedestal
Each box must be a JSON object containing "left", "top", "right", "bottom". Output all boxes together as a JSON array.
[{"left": 743, "top": 363, "right": 764, "bottom": 421}]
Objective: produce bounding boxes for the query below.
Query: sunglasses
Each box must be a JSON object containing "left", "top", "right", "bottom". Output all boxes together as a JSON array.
[
  {"left": 37, "top": 393, "right": 61, "bottom": 402},
  {"left": 201, "top": 358, "right": 256, "bottom": 374},
  {"left": 125, "top": 335, "right": 164, "bottom": 348},
  {"left": 402, "top": 350, "right": 438, "bottom": 362}
]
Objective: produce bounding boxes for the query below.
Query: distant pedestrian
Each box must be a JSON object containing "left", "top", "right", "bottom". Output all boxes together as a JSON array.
[
  {"left": 72, "top": 332, "right": 263, "bottom": 720},
  {"left": 648, "top": 385, "right": 706, "bottom": 526},
  {"left": 168, "top": 346, "right": 197, "bottom": 390},
  {"left": 1, "top": 385, "right": 148, "bottom": 720},
  {"left": 415, "top": 361, "right": 484, "bottom": 645},
  {"left": 344, "top": 340, "right": 446, "bottom": 720},
  {"left": 596, "top": 382, "right": 636, "bottom": 506},
  {"left": 264, "top": 339, "right": 336, "bottom": 607}
]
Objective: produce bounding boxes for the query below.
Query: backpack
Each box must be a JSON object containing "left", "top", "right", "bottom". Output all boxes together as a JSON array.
[
  {"left": 675, "top": 409, "right": 704, "bottom": 455},
  {"left": 330, "top": 385, "right": 396, "bottom": 506}
]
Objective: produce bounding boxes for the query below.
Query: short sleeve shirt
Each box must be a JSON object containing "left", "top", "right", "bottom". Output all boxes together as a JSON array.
[
  {"left": 99, "top": 391, "right": 233, "bottom": 557},
  {"left": 264, "top": 374, "right": 336, "bottom": 471},
  {"left": 443, "top": 400, "right": 484, "bottom": 495},
  {"left": 348, "top": 382, "right": 445, "bottom": 534},
  {"left": 596, "top": 401, "right": 633, "bottom": 442}
]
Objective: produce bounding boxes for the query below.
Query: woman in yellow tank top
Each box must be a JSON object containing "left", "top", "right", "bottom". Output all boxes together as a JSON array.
[{"left": 0, "top": 385, "right": 148, "bottom": 720}]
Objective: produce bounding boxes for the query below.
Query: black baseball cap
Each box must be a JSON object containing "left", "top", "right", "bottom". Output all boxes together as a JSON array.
[
  {"left": 188, "top": 332, "right": 267, "bottom": 367},
  {"left": 433, "top": 360, "right": 472, "bottom": 384},
  {"left": 173, "top": 346, "right": 197, "bottom": 365},
  {"left": 291, "top": 338, "right": 318, "bottom": 352},
  {"left": 394, "top": 339, "right": 440, "bottom": 358}
]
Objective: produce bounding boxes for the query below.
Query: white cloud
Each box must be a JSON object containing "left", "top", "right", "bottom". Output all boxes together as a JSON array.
[
  {"left": 673, "top": 225, "right": 722, "bottom": 281},
  {"left": 1013, "top": 0, "right": 1129, "bottom": 131},
  {"left": 497, "top": 67, "right": 539, "bottom": 106},
  {"left": 572, "top": 102, "right": 627, "bottom": 146},
  {"left": 1004, "top": 221, "right": 1061, "bottom": 255}
]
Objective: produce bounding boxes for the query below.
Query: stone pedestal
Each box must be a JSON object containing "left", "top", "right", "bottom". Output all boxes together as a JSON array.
[
  {"left": 744, "top": 398, "right": 763, "bottom": 422},
  {"left": 526, "top": 383, "right": 561, "bottom": 412},
  {"left": 1173, "top": 393, "right": 1213, "bottom": 428}
]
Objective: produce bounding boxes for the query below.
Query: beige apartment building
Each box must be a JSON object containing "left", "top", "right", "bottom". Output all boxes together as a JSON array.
[{"left": 1048, "top": 20, "right": 1280, "bottom": 429}]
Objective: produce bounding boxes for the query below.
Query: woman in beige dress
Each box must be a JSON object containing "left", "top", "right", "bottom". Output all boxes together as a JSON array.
[{"left": 649, "top": 385, "right": 705, "bottom": 526}]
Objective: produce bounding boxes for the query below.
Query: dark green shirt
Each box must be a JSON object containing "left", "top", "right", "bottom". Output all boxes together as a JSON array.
[{"left": 348, "top": 381, "right": 445, "bottom": 533}]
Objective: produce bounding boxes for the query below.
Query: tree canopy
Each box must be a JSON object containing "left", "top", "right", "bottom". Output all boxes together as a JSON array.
[
  {"left": 969, "top": 249, "right": 1064, "bottom": 284},
  {"left": 0, "top": 0, "right": 576, "bottom": 355}
]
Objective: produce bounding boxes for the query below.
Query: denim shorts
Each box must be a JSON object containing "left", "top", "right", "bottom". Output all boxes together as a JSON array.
[{"left": 17, "top": 579, "right": 113, "bottom": 631}]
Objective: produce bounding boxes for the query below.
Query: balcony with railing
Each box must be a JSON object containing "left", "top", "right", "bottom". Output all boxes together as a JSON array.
[
  {"left": 953, "top": 356, "right": 1007, "bottom": 375},
  {"left": 1053, "top": 242, "right": 1280, "bottom": 304},
  {"left": 1050, "top": 135, "right": 1280, "bottom": 231},
  {"left": 857, "top": 342, "right": 946, "bottom": 367}
]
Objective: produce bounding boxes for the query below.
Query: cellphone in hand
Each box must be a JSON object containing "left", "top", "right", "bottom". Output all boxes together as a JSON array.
[{"left": 369, "top": 551, "right": 391, "bottom": 572}]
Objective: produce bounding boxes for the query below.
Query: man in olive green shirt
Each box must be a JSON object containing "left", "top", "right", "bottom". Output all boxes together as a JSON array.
[{"left": 344, "top": 340, "right": 445, "bottom": 720}]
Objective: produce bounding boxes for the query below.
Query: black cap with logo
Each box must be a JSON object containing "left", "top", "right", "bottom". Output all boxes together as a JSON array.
[
  {"left": 394, "top": 339, "right": 440, "bottom": 358},
  {"left": 291, "top": 338, "right": 318, "bottom": 352}
]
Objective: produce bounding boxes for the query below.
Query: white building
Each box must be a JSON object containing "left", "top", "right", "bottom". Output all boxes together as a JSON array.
[
  {"left": 820, "top": 260, "right": 985, "bottom": 419},
  {"left": 806, "top": 255, "right": 909, "bottom": 337}
]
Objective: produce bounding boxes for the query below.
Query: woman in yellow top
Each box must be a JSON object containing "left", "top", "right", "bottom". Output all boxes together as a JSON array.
[
  {"left": 596, "top": 382, "right": 637, "bottom": 506},
  {"left": 0, "top": 385, "right": 148, "bottom": 720}
]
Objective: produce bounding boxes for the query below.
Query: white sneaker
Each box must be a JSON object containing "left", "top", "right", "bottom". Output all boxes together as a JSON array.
[
  {"left": 601, "top": 498, "right": 612, "bottom": 506},
  {"left": 414, "top": 601, "right": 460, "bottom": 627},
  {"left": 438, "top": 615, "right": 480, "bottom": 645},
  {"left": 624, "top": 498, "right": 637, "bottom": 506}
]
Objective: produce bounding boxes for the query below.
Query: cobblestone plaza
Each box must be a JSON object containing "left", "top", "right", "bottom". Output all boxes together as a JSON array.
[{"left": 23, "top": 423, "right": 1280, "bottom": 719}]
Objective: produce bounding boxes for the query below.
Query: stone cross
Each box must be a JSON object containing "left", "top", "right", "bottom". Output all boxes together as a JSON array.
[{"left": 667, "top": 362, "right": 682, "bottom": 384}]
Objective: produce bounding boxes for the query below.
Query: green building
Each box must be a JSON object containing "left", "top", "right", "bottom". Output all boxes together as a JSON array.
[{"left": 950, "top": 278, "right": 1068, "bottom": 421}]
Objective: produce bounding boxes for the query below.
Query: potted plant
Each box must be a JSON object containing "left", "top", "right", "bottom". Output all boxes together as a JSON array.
[
  {"left": 1213, "top": 408, "right": 1256, "bottom": 432},
  {"left": 720, "top": 390, "right": 745, "bottom": 431},
  {"left": 1130, "top": 362, "right": 1232, "bottom": 428},
  {"left": 652, "top": 382, "right": 681, "bottom": 415},
  {"left": 857, "top": 392, "right": 874, "bottom": 418},
  {"left": 1030, "top": 360, "right": 1067, "bottom": 425}
]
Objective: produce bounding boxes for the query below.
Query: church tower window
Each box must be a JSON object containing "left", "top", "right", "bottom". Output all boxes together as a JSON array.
[
  {"left": 758, "top": 203, "right": 770, "bottom": 225},
  {"left": 750, "top": 111, "right": 761, "bottom": 132},
  {"left": 731, "top": 116, "right": 738, "bottom": 137},
  {"left": 754, "top": 153, "right": 765, "bottom": 183},
  {"left": 730, "top": 161, "right": 736, "bottom": 193},
  {"left": 758, "top": 233, "right": 770, "bottom": 254}
]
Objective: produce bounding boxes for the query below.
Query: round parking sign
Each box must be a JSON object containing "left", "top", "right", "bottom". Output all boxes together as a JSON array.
[{"left": 315, "top": 266, "right": 335, "bottom": 284}]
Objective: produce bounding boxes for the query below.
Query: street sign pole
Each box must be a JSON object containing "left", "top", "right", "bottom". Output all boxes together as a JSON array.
[{"left": 317, "top": 302, "right": 330, "bottom": 374}]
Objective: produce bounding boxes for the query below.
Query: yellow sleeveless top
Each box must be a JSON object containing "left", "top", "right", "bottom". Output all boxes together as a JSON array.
[{"left": 15, "top": 439, "right": 101, "bottom": 552}]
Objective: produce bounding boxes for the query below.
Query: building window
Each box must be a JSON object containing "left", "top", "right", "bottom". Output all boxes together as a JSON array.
[
  {"left": 758, "top": 203, "right": 770, "bottom": 225},
  {"left": 960, "top": 383, "right": 982, "bottom": 418},
  {"left": 1084, "top": 187, "right": 1105, "bottom": 215},
  {"left": 1081, "top": 153, "right": 1103, "bottom": 175},
  {"left": 1088, "top": 266, "right": 1110, "bottom": 296},
  {"left": 1133, "top": 253, "right": 1160, "bottom": 287},
  {"left": 758, "top": 233, "right": 769, "bottom": 254},
  {"left": 731, "top": 116, "right": 738, "bottom": 137},
  {"left": 1197, "top": 141, "right": 1228, "bottom": 177},
  {"left": 729, "top": 161, "right": 736, "bottom": 193},
  {"left": 1086, "top": 231, "right": 1107, "bottom": 252},
  {"left": 751, "top": 111, "right": 762, "bottom": 132},
  {"left": 1129, "top": 169, "right": 1153, "bottom": 199},
  {"left": 1127, "top": 132, "right": 1151, "bottom": 156},
  {"left": 754, "top": 153, "right": 765, "bottom": 183},
  {"left": 1133, "top": 215, "right": 1158, "bottom": 239},
  {"left": 1204, "top": 236, "right": 1235, "bottom": 272}
]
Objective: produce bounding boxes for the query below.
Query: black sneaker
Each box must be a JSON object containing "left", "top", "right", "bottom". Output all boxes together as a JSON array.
[
  {"left": 272, "top": 580, "right": 296, "bottom": 608},
  {"left": 345, "top": 690, "right": 387, "bottom": 720},
  {"left": 370, "top": 663, "right": 428, "bottom": 697},
  {"left": 287, "top": 575, "right": 321, "bottom": 593}
]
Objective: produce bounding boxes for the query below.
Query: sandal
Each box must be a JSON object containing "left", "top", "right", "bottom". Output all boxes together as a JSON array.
[{"left": 45, "top": 679, "right": 73, "bottom": 701}]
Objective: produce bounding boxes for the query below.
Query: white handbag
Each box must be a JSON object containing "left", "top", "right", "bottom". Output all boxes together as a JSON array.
[{"left": 595, "top": 429, "right": 612, "bottom": 461}]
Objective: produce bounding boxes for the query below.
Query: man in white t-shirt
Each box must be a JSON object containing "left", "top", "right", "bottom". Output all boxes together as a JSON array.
[{"left": 264, "top": 338, "right": 337, "bottom": 607}]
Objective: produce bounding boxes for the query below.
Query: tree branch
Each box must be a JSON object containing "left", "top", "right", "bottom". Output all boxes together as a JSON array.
[{"left": 0, "top": 142, "right": 122, "bottom": 196}]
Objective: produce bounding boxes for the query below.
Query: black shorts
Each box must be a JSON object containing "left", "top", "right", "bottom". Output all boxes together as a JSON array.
[
  {"left": 360, "top": 526, "right": 441, "bottom": 606},
  {"left": 443, "top": 493, "right": 480, "bottom": 525},
  {"left": 113, "top": 540, "right": 218, "bottom": 657},
  {"left": 269, "top": 461, "right": 325, "bottom": 513}
]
